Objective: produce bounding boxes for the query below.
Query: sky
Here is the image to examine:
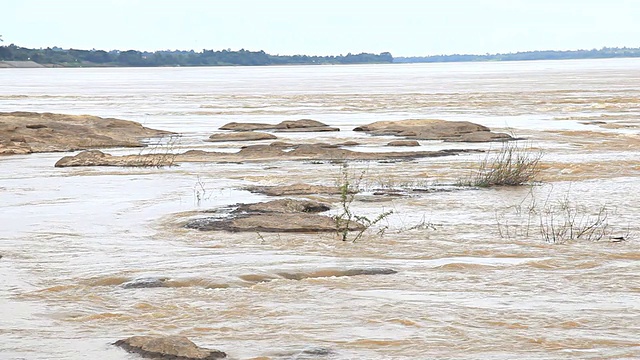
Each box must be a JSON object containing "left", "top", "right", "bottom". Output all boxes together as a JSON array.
[{"left": 3, "top": 0, "right": 640, "bottom": 56}]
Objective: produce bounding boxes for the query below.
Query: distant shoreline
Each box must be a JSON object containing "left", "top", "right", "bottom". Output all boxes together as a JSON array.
[
  {"left": 395, "top": 47, "right": 640, "bottom": 63},
  {"left": 1, "top": 45, "right": 640, "bottom": 68}
]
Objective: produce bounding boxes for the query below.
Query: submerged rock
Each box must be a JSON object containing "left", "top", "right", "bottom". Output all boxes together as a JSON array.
[
  {"left": 54, "top": 144, "right": 481, "bottom": 167},
  {"left": 186, "top": 213, "right": 362, "bottom": 233},
  {"left": 298, "top": 346, "right": 336, "bottom": 357},
  {"left": 354, "top": 119, "right": 512, "bottom": 142},
  {"left": 114, "top": 335, "right": 226, "bottom": 359},
  {"left": 219, "top": 119, "right": 339, "bottom": 132},
  {"left": 246, "top": 183, "right": 346, "bottom": 196},
  {"left": 275, "top": 268, "right": 398, "bottom": 280},
  {"left": 121, "top": 277, "right": 169, "bottom": 289},
  {"left": 387, "top": 140, "right": 420, "bottom": 147},
  {"left": 0, "top": 111, "right": 172, "bottom": 155},
  {"left": 206, "top": 131, "right": 277, "bottom": 142},
  {"left": 54, "top": 150, "right": 176, "bottom": 168},
  {"left": 234, "top": 199, "right": 331, "bottom": 214},
  {"left": 187, "top": 198, "right": 360, "bottom": 233}
]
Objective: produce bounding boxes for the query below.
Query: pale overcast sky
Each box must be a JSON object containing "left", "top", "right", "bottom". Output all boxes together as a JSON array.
[{"left": 3, "top": 0, "right": 639, "bottom": 56}]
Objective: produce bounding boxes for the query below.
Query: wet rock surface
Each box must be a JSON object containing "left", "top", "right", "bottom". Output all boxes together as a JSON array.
[
  {"left": 114, "top": 335, "right": 226, "bottom": 359},
  {"left": 220, "top": 119, "right": 339, "bottom": 132},
  {"left": 387, "top": 140, "right": 420, "bottom": 147},
  {"left": 206, "top": 131, "right": 277, "bottom": 142},
  {"left": 234, "top": 199, "right": 331, "bottom": 214},
  {"left": 121, "top": 277, "right": 170, "bottom": 289},
  {"left": 274, "top": 268, "right": 398, "bottom": 281},
  {"left": 186, "top": 198, "right": 362, "bottom": 233},
  {"left": 54, "top": 143, "right": 480, "bottom": 167},
  {"left": 246, "top": 183, "right": 344, "bottom": 196},
  {"left": 269, "top": 346, "right": 336, "bottom": 359},
  {"left": 354, "top": 119, "right": 512, "bottom": 142},
  {"left": 54, "top": 150, "right": 176, "bottom": 168},
  {"left": 186, "top": 213, "right": 360, "bottom": 233},
  {"left": 0, "top": 111, "right": 172, "bottom": 155}
]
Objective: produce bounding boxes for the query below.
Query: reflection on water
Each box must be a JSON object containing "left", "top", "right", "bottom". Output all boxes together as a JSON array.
[{"left": 1, "top": 59, "right": 640, "bottom": 359}]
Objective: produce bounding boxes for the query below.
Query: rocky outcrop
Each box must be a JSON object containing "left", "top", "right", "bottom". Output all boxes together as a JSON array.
[
  {"left": 54, "top": 150, "right": 176, "bottom": 168},
  {"left": 387, "top": 140, "right": 420, "bottom": 147},
  {"left": 234, "top": 199, "right": 331, "bottom": 214},
  {"left": 0, "top": 112, "right": 172, "bottom": 155},
  {"left": 186, "top": 213, "right": 360, "bottom": 233},
  {"left": 354, "top": 119, "right": 512, "bottom": 142},
  {"left": 114, "top": 336, "right": 226, "bottom": 359},
  {"left": 186, "top": 198, "right": 362, "bottom": 233},
  {"left": 219, "top": 119, "right": 339, "bottom": 132},
  {"left": 206, "top": 131, "right": 276, "bottom": 142},
  {"left": 54, "top": 144, "right": 482, "bottom": 167},
  {"left": 246, "top": 183, "right": 345, "bottom": 196}
]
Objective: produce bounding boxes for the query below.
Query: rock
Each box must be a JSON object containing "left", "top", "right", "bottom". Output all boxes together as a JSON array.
[
  {"left": 0, "top": 137, "right": 32, "bottom": 155},
  {"left": 54, "top": 150, "right": 176, "bottom": 168},
  {"left": 54, "top": 144, "right": 482, "bottom": 167},
  {"left": 387, "top": 140, "right": 420, "bottom": 147},
  {"left": 114, "top": 335, "right": 226, "bottom": 359},
  {"left": 219, "top": 119, "right": 339, "bottom": 132},
  {"left": 258, "top": 142, "right": 339, "bottom": 150},
  {"left": 245, "top": 183, "right": 345, "bottom": 196},
  {"left": 187, "top": 198, "right": 360, "bottom": 233},
  {"left": 276, "top": 268, "right": 397, "bottom": 280},
  {"left": 0, "top": 112, "right": 173, "bottom": 155},
  {"left": 270, "top": 346, "right": 336, "bottom": 359},
  {"left": 298, "top": 346, "right": 335, "bottom": 357},
  {"left": 122, "top": 277, "right": 169, "bottom": 289},
  {"left": 186, "top": 213, "right": 362, "bottom": 233},
  {"left": 354, "top": 119, "right": 512, "bottom": 142},
  {"left": 341, "top": 268, "right": 397, "bottom": 276},
  {"left": 206, "top": 131, "right": 276, "bottom": 142},
  {"left": 234, "top": 199, "right": 331, "bottom": 214}
]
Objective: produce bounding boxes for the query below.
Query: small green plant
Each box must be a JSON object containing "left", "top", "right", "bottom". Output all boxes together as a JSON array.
[
  {"left": 461, "top": 141, "right": 543, "bottom": 187},
  {"left": 333, "top": 162, "right": 393, "bottom": 242}
]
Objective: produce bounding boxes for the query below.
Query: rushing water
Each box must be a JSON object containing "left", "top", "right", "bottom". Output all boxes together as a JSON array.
[{"left": 1, "top": 59, "right": 640, "bottom": 360}]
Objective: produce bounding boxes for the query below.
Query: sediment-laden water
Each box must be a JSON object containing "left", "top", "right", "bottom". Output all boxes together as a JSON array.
[{"left": 1, "top": 59, "right": 639, "bottom": 359}]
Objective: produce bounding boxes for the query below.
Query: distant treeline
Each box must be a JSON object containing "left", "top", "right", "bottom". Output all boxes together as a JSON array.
[
  {"left": 395, "top": 47, "right": 640, "bottom": 63},
  {"left": 3, "top": 44, "right": 640, "bottom": 67},
  {"left": 0, "top": 44, "right": 393, "bottom": 67}
]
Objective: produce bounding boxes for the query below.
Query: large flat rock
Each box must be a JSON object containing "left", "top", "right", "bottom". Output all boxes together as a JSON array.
[
  {"left": 186, "top": 212, "right": 361, "bottom": 233},
  {"left": 219, "top": 119, "right": 339, "bottom": 132},
  {"left": 206, "top": 131, "right": 276, "bottom": 142},
  {"left": 54, "top": 144, "right": 482, "bottom": 167},
  {"left": 354, "top": 119, "right": 512, "bottom": 142},
  {"left": 0, "top": 112, "right": 172, "bottom": 155},
  {"left": 114, "top": 335, "right": 226, "bottom": 359},
  {"left": 186, "top": 198, "right": 362, "bottom": 233}
]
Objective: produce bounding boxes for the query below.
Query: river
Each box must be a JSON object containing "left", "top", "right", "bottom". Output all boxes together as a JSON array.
[{"left": 1, "top": 59, "right": 639, "bottom": 359}]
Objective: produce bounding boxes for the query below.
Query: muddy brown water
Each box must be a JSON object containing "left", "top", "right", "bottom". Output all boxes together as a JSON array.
[{"left": 1, "top": 60, "right": 639, "bottom": 359}]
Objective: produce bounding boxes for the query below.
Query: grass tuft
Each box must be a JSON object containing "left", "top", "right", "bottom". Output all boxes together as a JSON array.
[{"left": 461, "top": 141, "right": 543, "bottom": 187}]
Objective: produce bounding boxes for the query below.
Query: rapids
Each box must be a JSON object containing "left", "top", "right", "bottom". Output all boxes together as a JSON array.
[{"left": 1, "top": 59, "right": 639, "bottom": 359}]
